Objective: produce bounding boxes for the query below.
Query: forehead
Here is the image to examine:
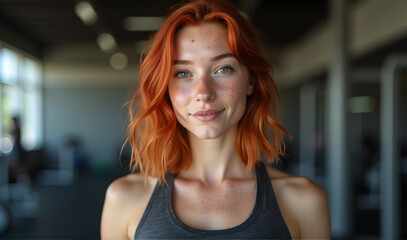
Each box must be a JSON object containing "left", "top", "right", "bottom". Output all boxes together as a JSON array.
[{"left": 174, "top": 23, "right": 231, "bottom": 58}]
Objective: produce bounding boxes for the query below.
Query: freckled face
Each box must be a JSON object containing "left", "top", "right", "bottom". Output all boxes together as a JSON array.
[{"left": 168, "top": 23, "right": 253, "bottom": 139}]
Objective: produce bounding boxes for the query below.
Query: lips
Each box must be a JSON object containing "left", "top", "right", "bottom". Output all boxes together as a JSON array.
[{"left": 191, "top": 109, "right": 224, "bottom": 122}]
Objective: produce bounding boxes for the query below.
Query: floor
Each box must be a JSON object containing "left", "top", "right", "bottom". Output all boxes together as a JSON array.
[{"left": 1, "top": 166, "right": 127, "bottom": 239}]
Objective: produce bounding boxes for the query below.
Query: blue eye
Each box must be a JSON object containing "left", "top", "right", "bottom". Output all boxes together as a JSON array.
[
  {"left": 216, "top": 66, "right": 232, "bottom": 74},
  {"left": 176, "top": 71, "right": 191, "bottom": 78}
]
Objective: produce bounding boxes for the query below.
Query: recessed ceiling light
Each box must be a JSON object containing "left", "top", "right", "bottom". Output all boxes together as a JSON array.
[
  {"left": 123, "top": 17, "right": 164, "bottom": 31},
  {"left": 110, "top": 53, "right": 128, "bottom": 70},
  {"left": 238, "top": 10, "right": 249, "bottom": 20},
  {"left": 97, "top": 33, "right": 117, "bottom": 53},
  {"left": 75, "top": 1, "right": 98, "bottom": 26}
]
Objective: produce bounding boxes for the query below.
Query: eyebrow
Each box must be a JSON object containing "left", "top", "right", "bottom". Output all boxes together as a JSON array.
[{"left": 173, "top": 52, "right": 235, "bottom": 65}]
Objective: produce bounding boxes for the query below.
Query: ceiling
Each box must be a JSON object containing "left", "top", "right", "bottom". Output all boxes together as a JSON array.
[{"left": 0, "top": 0, "right": 328, "bottom": 57}]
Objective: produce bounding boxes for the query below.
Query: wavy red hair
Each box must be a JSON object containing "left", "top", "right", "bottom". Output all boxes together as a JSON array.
[{"left": 125, "top": 0, "right": 290, "bottom": 183}]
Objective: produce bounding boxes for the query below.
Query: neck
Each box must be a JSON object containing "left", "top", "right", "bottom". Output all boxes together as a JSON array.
[{"left": 178, "top": 126, "right": 253, "bottom": 185}]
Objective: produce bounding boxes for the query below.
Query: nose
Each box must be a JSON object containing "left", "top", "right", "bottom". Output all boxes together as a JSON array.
[{"left": 194, "top": 74, "right": 216, "bottom": 103}]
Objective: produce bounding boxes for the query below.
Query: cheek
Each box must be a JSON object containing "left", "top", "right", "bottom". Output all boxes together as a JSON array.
[
  {"left": 169, "top": 86, "right": 190, "bottom": 109},
  {"left": 219, "top": 82, "right": 247, "bottom": 101}
]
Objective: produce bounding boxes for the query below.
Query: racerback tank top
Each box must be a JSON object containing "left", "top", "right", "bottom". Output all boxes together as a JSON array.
[{"left": 134, "top": 162, "right": 292, "bottom": 239}]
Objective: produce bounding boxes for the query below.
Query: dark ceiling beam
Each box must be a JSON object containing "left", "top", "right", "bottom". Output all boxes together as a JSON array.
[
  {"left": 0, "top": 14, "right": 42, "bottom": 58},
  {"left": 236, "top": 0, "right": 263, "bottom": 19}
]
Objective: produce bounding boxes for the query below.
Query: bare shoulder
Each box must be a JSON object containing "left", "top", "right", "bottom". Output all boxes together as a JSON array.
[
  {"left": 106, "top": 173, "right": 156, "bottom": 201},
  {"left": 101, "top": 173, "right": 157, "bottom": 240},
  {"left": 266, "top": 166, "right": 331, "bottom": 239},
  {"left": 266, "top": 166, "right": 327, "bottom": 201}
]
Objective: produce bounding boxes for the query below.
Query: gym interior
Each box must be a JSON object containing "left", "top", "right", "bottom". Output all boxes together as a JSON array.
[{"left": 0, "top": 0, "right": 406, "bottom": 239}]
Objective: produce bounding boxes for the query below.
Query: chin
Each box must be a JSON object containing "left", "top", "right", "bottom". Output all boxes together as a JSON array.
[
  {"left": 193, "top": 133, "right": 221, "bottom": 140},
  {"left": 190, "top": 128, "right": 224, "bottom": 140}
]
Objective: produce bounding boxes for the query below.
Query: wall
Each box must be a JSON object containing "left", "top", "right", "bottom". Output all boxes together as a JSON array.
[
  {"left": 43, "top": 42, "right": 138, "bottom": 170},
  {"left": 44, "top": 86, "right": 130, "bottom": 169}
]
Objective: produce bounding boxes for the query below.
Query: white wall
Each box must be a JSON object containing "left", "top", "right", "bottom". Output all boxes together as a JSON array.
[
  {"left": 43, "top": 42, "right": 138, "bottom": 170},
  {"left": 44, "top": 86, "right": 130, "bottom": 168}
]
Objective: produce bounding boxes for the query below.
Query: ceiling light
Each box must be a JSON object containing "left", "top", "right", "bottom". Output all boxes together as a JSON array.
[
  {"left": 238, "top": 10, "right": 249, "bottom": 20},
  {"left": 75, "top": 1, "right": 98, "bottom": 26},
  {"left": 123, "top": 17, "right": 164, "bottom": 31},
  {"left": 97, "top": 33, "right": 117, "bottom": 53},
  {"left": 110, "top": 53, "right": 128, "bottom": 70}
]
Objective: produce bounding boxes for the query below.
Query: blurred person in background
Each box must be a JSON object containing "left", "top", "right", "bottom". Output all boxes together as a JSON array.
[
  {"left": 8, "top": 116, "right": 27, "bottom": 183},
  {"left": 101, "top": 0, "right": 331, "bottom": 239}
]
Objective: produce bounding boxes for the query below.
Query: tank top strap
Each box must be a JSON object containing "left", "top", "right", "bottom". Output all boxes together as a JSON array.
[
  {"left": 256, "top": 161, "right": 277, "bottom": 198},
  {"left": 254, "top": 162, "right": 266, "bottom": 202},
  {"left": 256, "top": 161, "right": 279, "bottom": 203},
  {"left": 164, "top": 172, "right": 175, "bottom": 203},
  {"left": 256, "top": 161, "right": 292, "bottom": 237},
  {"left": 134, "top": 172, "right": 174, "bottom": 239},
  {"left": 255, "top": 161, "right": 271, "bottom": 201}
]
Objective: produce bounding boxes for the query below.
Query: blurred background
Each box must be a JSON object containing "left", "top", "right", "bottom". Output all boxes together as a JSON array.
[{"left": 0, "top": 0, "right": 406, "bottom": 239}]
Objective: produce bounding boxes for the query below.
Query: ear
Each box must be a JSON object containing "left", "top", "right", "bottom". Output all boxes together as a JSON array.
[
  {"left": 246, "top": 74, "right": 254, "bottom": 95},
  {"left": 247, "top": 82, "right": 254, "bottom": 96}
]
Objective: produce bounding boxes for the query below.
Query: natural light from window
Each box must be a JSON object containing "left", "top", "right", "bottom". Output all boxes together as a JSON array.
[{"left": 0, "top": 44, "right": 43, "bottom": 153}]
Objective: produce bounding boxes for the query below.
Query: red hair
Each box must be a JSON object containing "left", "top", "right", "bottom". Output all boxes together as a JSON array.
[{"left": 125, "top": 0, "right": 290, "bottom": 183}]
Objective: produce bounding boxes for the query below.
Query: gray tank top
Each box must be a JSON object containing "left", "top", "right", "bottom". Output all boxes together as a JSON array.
[{"left": 134, "top": 162, "right": 292, "bottom": 239}]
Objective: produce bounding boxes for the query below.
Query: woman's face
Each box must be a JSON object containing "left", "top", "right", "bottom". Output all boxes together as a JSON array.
[{"left": 168, "top": 23, "right": 253, "bottom": 139}]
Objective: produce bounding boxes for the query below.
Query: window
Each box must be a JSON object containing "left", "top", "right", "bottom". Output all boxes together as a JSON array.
[
  {"left": 0, "top": 43, "right": 43, "bottom": 153},
  {"left": 0, "top": 48, "right": 18, "bottom": 84}
]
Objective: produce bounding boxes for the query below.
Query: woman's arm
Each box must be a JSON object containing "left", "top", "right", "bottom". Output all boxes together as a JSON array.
[
  {"left": 101, "top": 174, "right": 156, "bottom": 240},
  {"left": 101, "top": 178, "right": 134, "bottom": 240},
  {"left": 269, "top": 167, "right": 331, "bottom": 239},
  {"left": 294, "top": 180, "right": 331, "bottom": 239}
]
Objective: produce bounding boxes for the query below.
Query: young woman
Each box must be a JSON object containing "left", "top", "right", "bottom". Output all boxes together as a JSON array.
[{"left": 101, "top": 0, "right": 331, "bottom": 239}]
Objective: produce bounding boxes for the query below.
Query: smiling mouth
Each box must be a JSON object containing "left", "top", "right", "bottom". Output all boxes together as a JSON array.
[
  {"left": 190, "top": 109, "right": 225, "bottom": 122},
  {"left": 192, "top": 109, "right": 224, "bottom": 116},
  {"left": 198, "top": 112, "right": 217, "bottom": 116}
]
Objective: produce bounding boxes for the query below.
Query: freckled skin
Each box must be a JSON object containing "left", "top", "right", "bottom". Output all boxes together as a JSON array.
[
  {"left": 168, "top": 23, "right": 253, "bottom": 139},
  {"left": 173, "top": 178, "right": 256, "bottom": 230}
]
